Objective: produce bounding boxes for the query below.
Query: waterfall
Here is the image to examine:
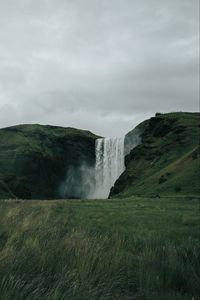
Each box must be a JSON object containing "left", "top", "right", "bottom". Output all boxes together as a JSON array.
[{"left": 92, "top": 137, "right": 125, "bottom": 199}]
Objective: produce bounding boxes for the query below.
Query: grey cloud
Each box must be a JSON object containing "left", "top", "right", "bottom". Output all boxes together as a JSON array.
[{"left": 0, "top": 0, "right": 199, "bottom": 137}]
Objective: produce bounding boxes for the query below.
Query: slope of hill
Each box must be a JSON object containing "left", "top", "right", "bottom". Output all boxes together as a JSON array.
[
  {"left": 0, "top": 124, "right": 98, "bottom": 199},
  {"left": 110, "top": 112, "right": 200, "bottom": 198}
]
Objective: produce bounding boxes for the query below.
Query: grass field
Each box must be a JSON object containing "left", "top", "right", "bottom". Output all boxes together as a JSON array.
[{"left": 0, "top": 196, "right": 199, "bottom": 300}]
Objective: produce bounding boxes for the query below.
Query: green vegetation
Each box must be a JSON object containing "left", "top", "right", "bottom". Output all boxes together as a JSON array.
[
  {"left": 112, "top": 112, "right": 200, "bottom": 198},
  {"left": 0, "top": 112, "right": 199, "bottom": 299},
  {"left": 0, "top": 112, "right": 199, "bottom": 200},
  {"left": 0, "top": 197, "right": 199, "bottom": 299},
  {"left": 0, "top": 124, "right": 98, "bottom": 199}
]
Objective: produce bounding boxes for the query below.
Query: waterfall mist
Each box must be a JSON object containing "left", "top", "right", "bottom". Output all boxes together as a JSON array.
[
  {"left": 59, "top": 137, "right": 125, "bottom": 200},
  {"left": 59, "top": 163, "right": 95, "bottom": 199},
  {"left": 59, "top": 130, "right": 141, "bottom": 199}
]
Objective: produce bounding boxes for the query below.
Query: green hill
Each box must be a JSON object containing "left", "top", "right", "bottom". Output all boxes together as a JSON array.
[
  {"left": 111, "top": 112, "right": 200, "bottom": 198},
  {"left": 0, "top": 112, "right": 199, "bottom": 200},
  {"left": 0, "top": 124, "right": 98, "bottom": 199}
]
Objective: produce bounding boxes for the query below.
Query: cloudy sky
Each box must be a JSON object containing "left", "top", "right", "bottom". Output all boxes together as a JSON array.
[{"left": 0, "top": 0, "right": 199, "bottom": 137}]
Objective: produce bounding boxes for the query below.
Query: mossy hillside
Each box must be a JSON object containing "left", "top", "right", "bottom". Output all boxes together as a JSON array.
[
  {"left": 111, "top": 112, "right": 200, "bottom": 197},
  {"left": 0, "top": 124, "right": 99, "bottom": 199}
]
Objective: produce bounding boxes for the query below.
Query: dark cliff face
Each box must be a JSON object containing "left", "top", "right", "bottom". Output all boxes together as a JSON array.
[
  {"left": 0, "top": 124, "right": 98, "bottom": 199},
  {"left": 110, "top": 112, "right": 200, "bottom": 198},
  {"left": 124, "top": 127, "right": 141, "bottom": 156}
]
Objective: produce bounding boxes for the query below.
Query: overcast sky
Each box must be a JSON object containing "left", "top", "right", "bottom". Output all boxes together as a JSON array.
[{"left": 0, "top": 0, "right": 199, "bottom": 137}]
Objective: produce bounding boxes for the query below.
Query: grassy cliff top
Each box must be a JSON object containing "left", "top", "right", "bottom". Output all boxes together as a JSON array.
[
  {"left": 0, "top": 123, "right": 99, "bottom": 143},
  {"left": 112, "top": 112, "right": 200, "bottom": 198}
]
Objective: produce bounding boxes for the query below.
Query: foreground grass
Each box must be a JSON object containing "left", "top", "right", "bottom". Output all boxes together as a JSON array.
[{"left": 0, "top": 197, "right": 199, "bottom": 300}]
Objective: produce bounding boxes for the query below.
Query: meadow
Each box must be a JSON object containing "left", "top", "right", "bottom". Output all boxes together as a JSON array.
[{"left": 0, "top": 196, "right": 199, "bottom": 300}]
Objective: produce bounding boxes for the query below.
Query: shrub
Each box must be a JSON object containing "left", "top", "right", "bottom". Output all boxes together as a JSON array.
[
  {"left": 158, "top": 175, "right": 167, "bottom": 184},
  {"left": 175, "top": 186, "right": 181, "bottom": 192}
]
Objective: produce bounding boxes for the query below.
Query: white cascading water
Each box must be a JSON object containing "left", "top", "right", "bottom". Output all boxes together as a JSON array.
[{"left": 92, "top": 137, "right": 125, "bottom": 199}]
